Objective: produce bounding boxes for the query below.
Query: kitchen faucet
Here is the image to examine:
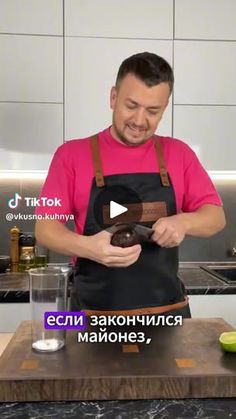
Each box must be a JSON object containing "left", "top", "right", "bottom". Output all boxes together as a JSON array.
[{"left": 231, "top": 246, "right": 236, "bottom": 256}]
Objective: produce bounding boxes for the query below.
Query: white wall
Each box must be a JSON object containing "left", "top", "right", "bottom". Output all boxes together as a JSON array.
[{"left": 0, "top": 0, "right": 235, "bottom": 170}]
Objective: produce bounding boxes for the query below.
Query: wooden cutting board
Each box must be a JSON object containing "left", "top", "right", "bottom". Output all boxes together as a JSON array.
[{"left": 0, "top": 318, "right": 236, "bottom": 401}]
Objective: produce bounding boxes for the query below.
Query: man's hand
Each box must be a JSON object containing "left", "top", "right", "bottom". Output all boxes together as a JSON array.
[
  {"left": 151, "top": 205, "right": 226, "bottom": 247},
  {"left": 151, "top": 215, "right": 187, "bottom": 248},
  {"left": 83, "top": 230, "right": 142, "bottom": 267},
  {"left": 35, "top": 220, "right": 141, "bottom": 265}
]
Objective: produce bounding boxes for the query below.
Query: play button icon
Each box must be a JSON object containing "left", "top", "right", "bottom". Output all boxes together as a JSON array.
[
  {"left": 110, "top": 201, "right": 128, "bottom": 219},
  {"left": 93, "top": 184, "right": 143, "bottom": 230},
  {"left": 92, "top": 181, "right": 167, "bottom": 232}
]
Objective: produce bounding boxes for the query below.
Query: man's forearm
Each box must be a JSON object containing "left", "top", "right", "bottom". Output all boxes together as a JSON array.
[
  {"left": 35, "top": 220, "right": 90, "bottom": 257},
  {"left": 176, "top": 204, "right": 226, "bottom": 237},
  {"left": 176, "top": 205, "right": 225, "bottom": 237}
]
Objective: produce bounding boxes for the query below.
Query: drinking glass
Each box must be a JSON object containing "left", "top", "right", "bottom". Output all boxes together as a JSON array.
[{"left": 29, "top": 266, "right": 69, "bottom": 352}]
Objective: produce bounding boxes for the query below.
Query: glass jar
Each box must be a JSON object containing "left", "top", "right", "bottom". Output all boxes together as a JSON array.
[
  {"left": 18, "top": 234, "right": 36, "bottom": 271},
  {"left": 18, "top": 246, "right": 35, "bottom": 271},
  {"left": 35, "top": 243, "right": 48, "bottom": 267}
]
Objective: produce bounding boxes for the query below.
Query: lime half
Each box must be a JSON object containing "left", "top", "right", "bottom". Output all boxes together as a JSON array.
[{"left": 219, "top": 331, "right": 236, "bottom": 352}]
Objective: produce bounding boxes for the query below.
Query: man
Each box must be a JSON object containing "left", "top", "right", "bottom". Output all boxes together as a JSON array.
[{"left": 35, "top": 52, "right": 225, "bottom": 317}]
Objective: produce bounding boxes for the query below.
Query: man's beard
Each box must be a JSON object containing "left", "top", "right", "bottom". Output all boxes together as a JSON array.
[{"left": 111, "top": 121, "right": 149, "bottom": 147}]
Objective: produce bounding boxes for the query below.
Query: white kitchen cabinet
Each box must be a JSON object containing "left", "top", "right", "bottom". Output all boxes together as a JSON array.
[
  {"left": 0, "top": 33, "right": 63, "bottom": 170},
  {"left": 0, "top": 103, "right": 63, "bottom": 170},
  {"left": 0, "top": 35, "right": 63, "bottom": 103},
  {"left": 174, "top": 41, "right": 236, "bottom": 105},
  {"left": 0, "top": 303, "right": 31, "bottom": 332},
  {"left": 173, "top": 106, "right": 236, "bottom": 170},
  {"left": 0, "top": 0, "right": 235, "bottom": 172},
  {"left": 189, "top": 295, "right": 236, "bottom": 327},
  {"left": 65, "top": 0, "right": 173, "bottom": 38},
  {"left": 0, "top": 0, "right": 63, "bottom": 35},
  {"left": 175, "top": 0, "right": 236, "bottom": 40}
]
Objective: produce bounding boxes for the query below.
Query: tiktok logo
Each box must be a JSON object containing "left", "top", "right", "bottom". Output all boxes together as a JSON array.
[{"left": 8, "top": 193, "right": 22, "bottom": 209}]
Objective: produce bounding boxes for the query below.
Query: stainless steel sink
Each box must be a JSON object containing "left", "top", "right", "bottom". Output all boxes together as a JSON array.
[{"left": 200, "top": 265, "right": 236, "bottom": 284}]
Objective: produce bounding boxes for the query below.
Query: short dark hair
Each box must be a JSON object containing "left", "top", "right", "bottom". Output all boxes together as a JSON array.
[{"left": 116, "top": 51, "right": 174, "bottom": 93}]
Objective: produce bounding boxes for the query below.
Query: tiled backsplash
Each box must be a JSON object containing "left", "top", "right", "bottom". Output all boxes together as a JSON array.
[{"left": 0, "top": 178, "right": 235, "bottom": 263}]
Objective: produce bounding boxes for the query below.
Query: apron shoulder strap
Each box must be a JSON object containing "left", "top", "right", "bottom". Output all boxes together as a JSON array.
[
  {"left": 90, "top": 132, "right": 170, "bottom": 188},
  {"left": 153, "top": 135, "right": 170, "bottom": 187},
  {"left": 90, "top": 134, "right": 105, "bottom": 187}
]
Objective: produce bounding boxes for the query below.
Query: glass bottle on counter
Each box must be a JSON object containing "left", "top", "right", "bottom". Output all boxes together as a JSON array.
[
  {"left": 18, "top": 234, "right": 36, "bottom": 271},
  {"left": 35, "top": 243, "right": 48, "bottom": 267}
]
